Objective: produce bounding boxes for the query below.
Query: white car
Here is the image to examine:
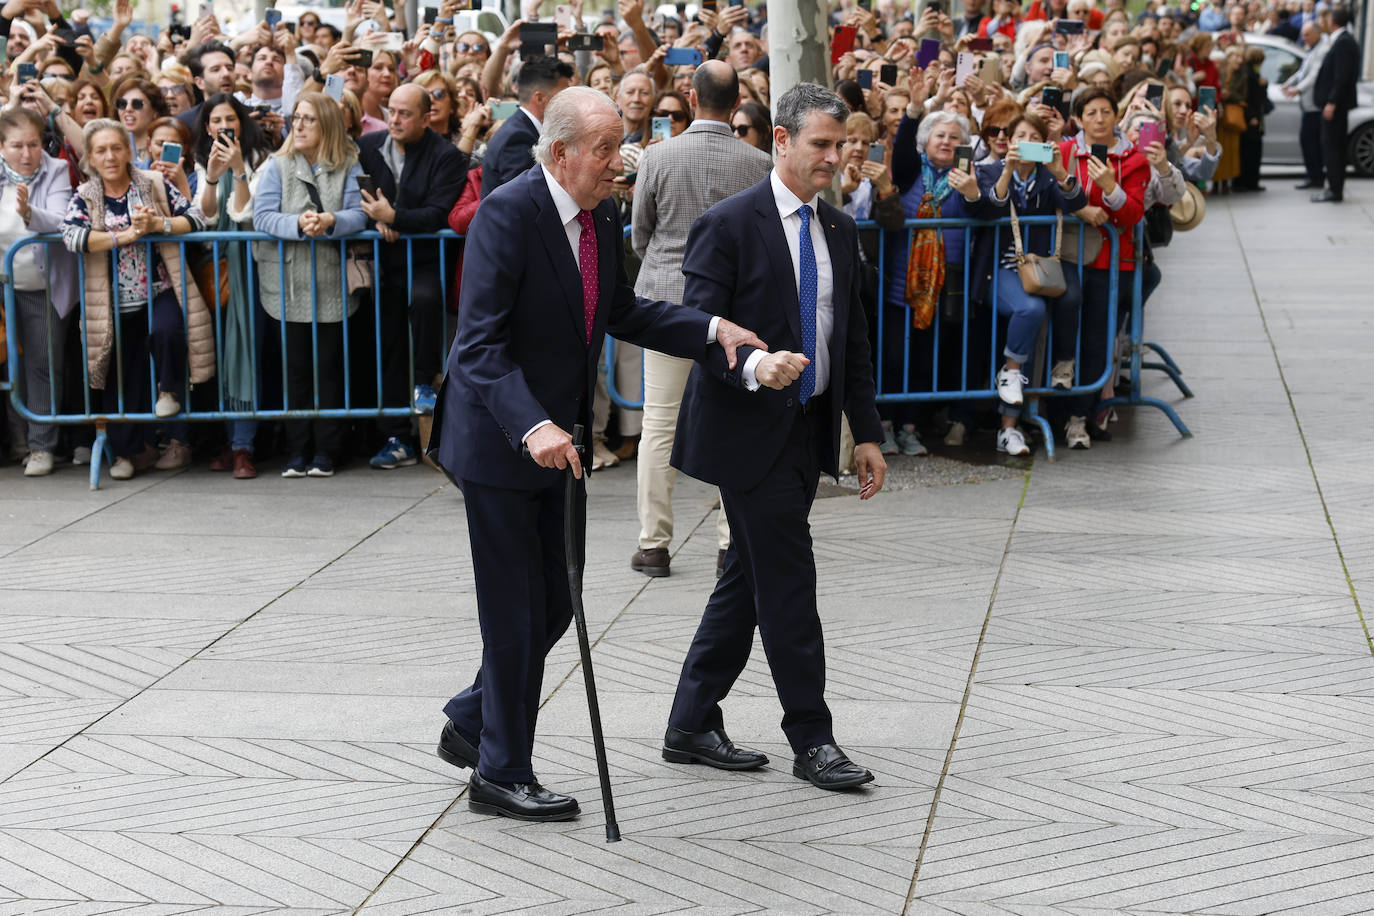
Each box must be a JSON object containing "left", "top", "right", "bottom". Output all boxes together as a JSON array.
[{"left": 1246, "top": 33, "right": 1374, "bottom": 176}]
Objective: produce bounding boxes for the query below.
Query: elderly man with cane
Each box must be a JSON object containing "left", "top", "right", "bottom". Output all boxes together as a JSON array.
[{"left": 427, "top": 86, "right": 764, "bottom": 824}]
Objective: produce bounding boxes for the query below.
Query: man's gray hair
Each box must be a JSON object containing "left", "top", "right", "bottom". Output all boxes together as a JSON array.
[
  {"left": 774, "top": 83, "right": 848, "bottom": 137},
  {"left": 534, "top": 85, "right": 617, "bottom": 166},
  {"left": 915, "top": 109, "right": 971, "bottom": 151}
]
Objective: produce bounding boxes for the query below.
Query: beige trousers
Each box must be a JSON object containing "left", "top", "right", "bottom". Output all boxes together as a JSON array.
[
  {"left": 636, "top": 349, "right": 731, "bottom": 551},
  {"left": 592, "top": 338, "right": 644, "bottom": 439}
]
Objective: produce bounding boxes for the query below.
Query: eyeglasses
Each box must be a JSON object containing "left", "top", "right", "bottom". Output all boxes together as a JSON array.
[
  {"left": 116, "top": 97, "right": 146, "bottom": 111},
  {"left": 455, "top": 41, "right": 488, "bottom": 53},
  {"left": 652, "top": 108, "right": 687, "bottom": 122},
  {"left": 162, "top": 86, "right": 186, "bottom": 97},
  {"left": 300, "top": 18, "right": 319, "bottom": 27},
  {"left": 429, "top": 88, "right": 448, "bottom": 101},
  {"left": 291, "top": 113, "right": 318, "bottom": 127},
  {"left": 732, "top": 123, "right": 753, "bottom": 136},
  {"left": 984, "top": 125, "right": 1009, "bottom": 138}
]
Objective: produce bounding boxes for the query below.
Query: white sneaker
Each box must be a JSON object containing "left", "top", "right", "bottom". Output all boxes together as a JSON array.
[
  {"left": 896, "top": 424, "right": 929, "bottom": 456},
  {"left": 109, "top": 457, "right": 136, "bottom": 480},
  {"left": 591, "top": 439, "right": 619, "bottom": 470},
  {"left": 1051, "top": 360, "right": 1074, "bottom": 390},
  {"left": 997, "top": 427, "right": 1030, "bottom": 455},
  {"left": 1065, "top": 416, "right": 1091, "bottom": 450},
  {"left": 879, "top": 420, "right": 899, "bottom": 455},
  {"left": 996, "top": 368, "right": 1027, "bottom": 406},
  {"left": 943, "top": 420, "right": 967, "bottom": 447},
  {"left": 72, "top": 446, "right": 91, "bottom": 466},
  {"left": 24, "top": 450, "right": 54, "bottom": 477},
  {"left": 154, "top": 391, "right": 181, "bottom": 419}
]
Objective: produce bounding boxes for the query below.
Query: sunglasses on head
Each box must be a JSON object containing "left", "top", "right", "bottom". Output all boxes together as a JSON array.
[
  {"left": 455, "top": 41, "right": 487, "bottom": 52},
  {"left": 116, "top": 97, "right": 146, "bottom": 110},
  {"left": 652, "top": 108, "right": 687, "bottom": 122}
]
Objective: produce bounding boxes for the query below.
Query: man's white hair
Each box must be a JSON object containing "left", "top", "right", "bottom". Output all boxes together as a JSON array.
[{"left": 534, "top": 86, "right": 619, "bottom": 167}]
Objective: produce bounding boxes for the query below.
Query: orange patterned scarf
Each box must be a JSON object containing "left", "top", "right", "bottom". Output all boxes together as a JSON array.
[{"left": 904, "top": 192, "right": 944, "bottom": 330}]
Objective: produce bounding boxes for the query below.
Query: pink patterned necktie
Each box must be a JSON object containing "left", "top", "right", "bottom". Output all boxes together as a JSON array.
[{"left": 575, "top": 209, "right": 598, "bottom": 343}]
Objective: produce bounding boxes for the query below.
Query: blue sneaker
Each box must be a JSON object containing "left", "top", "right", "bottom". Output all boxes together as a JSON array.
[
  {"left": 281, "top": 456, "right": 308, "bottom": 478},
  {"left": 370, "top": 437, "right": 417, "bottom": 470},
  {"left": 307, "top": 455, "right": 335, "bottom": 477},
  {"left": 413, "top": 384, "right": 437, "bottom": 414}
]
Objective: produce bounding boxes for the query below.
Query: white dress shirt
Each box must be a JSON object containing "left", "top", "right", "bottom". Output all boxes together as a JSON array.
[
  {"left": 520, "top": 105, "right": 543, "bottom": 134},
  {"left": 742, "top": 170, "right": 835, "bottom": 396},
  {"left": 522, "top": 169, "right": 718, "bottom": 444}
]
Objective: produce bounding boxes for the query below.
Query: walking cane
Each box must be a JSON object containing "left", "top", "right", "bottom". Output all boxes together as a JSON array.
[{"left": 531, "top": 424, "right": 621, "bottom": 842}]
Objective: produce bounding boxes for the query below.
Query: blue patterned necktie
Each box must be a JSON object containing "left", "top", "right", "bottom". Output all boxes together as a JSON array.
[{"left": 798, "top": 203, "right": 817, "bottom": 404}]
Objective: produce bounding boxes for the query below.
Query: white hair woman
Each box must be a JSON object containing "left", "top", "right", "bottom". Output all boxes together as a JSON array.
[{"left": 61, "top": 118, "right": 210, "bottom": 480}]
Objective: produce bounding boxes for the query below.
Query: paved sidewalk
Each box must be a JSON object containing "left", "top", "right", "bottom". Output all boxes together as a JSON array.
[{"left": 1, "top": 183, "right": 1371, "bottom": 915}]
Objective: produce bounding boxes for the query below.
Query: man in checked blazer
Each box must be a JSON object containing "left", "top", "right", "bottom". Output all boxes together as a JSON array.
[{"left": 630, "top": 61, "right": 775, "bottom": 581}]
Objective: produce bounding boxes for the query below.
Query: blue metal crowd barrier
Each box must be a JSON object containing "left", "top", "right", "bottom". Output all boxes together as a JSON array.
[
  {"left": 3, "top": 229, "right": 462, "bottom": 488},
  {"left": 604, "top": 213, "right": 1191, "bottom": 460}
]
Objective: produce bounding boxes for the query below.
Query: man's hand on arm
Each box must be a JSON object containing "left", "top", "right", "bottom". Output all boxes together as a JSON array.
[
  {"left": 712, "top": 318, "right": 767, "bottom": 370},
  {"left": 524, "top": 423, "right": 583, "bottom": 479},
  {"left": 853, "top": 441, "right": 886, "bottom": 500}
]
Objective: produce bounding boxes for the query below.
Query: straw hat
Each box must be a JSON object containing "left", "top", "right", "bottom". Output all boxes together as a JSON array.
[{"left": 1170, "top": 183, "right": 1207, "bottom": 231}]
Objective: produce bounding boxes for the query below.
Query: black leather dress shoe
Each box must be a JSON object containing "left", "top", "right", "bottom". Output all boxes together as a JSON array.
[
  {"left": 793, "top": 744, "right": 874, "bottom": 790},
  {"left": 467, "top": 771, "right": 580, "bottom": 821},
  {"left": 1294, "top": 180, "right": 1322, "bottom": 189},
  {"left": 1312, "top": 190, "right": 1343, "bottom": 203},
  {"left": 437, "top": 720, "right": 479, "bottom": 770},
  {"left": 662, "top": 726, "right": 769, "bottom": 770}
]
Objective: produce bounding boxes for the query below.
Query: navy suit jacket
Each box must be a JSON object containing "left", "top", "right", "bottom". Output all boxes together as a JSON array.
[
  {"left": 431, "top": 166, "right": 714, "bottom": 490},
  {"left": 481, "top": 109, "right": 539, "bottom": 199},
  {"left": 672, "top": 178, "right": 884, "bottom": 491},
  {"left": 1315, "top": 30, "right": 1360, "bottom": 112}
]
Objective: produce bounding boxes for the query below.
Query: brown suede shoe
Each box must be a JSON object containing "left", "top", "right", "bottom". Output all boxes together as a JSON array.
[
  {"left": 631, "top": 547, "right": 670, "bottom": 577},
  {"left": 613, "top": 434, "right": 639, "bottom": 461},
  {"left": 208, "top": 446, "right": 234, "bottom": 472},
  {"left": 232, "top": 449, "right": 257, "bottom": 479},
  {"left": 132, "top": 443, "right": 160, "bottom": 471}
]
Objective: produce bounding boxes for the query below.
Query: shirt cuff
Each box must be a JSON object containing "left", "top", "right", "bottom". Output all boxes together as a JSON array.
[
  {"left": 707, "top": 315, "right": 720, "bottom": 343},
  {"left": 1102, "top": 184, "right": 1127, "bottom": 210},
  {"left": 521, "top": 419, "right": 552, "bottom": 444},
  {"left": 740, "top": 350, "right": 766, "bottom": 391}
]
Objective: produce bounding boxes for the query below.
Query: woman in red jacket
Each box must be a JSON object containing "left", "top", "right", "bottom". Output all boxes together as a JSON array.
[{"left": 1055, "top": 87, "right": 1148, "bottom": 449}]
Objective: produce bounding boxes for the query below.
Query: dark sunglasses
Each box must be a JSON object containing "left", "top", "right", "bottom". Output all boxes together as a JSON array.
[
  {"left": 653, "top": 108, "right": 687, "bottom": 122},
  {"left": 732, "top": 123, "right": 753, "bottom": 136},
  {"left": 429, "top": 88, "right": 447, "bottom": 101},
  {"left": 116, "top": 97, "right": 146, "bottom": 110},
  {"left": 984, "top": 125, "right": 1009, "bottom": 138},
  {"left": 455, "top": 41, "right": 488, "bottom": 53}
]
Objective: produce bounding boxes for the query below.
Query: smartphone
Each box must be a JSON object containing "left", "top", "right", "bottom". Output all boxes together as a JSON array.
[
  {"left": 1053, "top": 50, "right": 1070, "bottom": 70},
  {"left": 967, "top": 37, "right": 993, "bottom": 52},
  {"left": 567, "top": 33, "right": 604, "bottom": 52},
  {"left": 1042, "top": 85, "right": 1063, "bottom": 108},
  {"left": 349, "top": 49, "right": 373, "bottom": 68},
  {"left": 620, "top": 171, "right": 638, "bottom": 184},
  {"left": 554, "top": 4, "right": 574, "bottom": 29},
  {"left": 1198, "top": 86, "right": 1216, "bottom": 114},
  {"left": 1091, "top": 143, "right": 1109, "bottom": 163},
  {"left": 916, "top": 37, "right": 941, "bottom": 69},
  {"left": 1145, "top": 83, "right": 1165, "bottom": 110},
  {"left": 651, "top": 116, "right": 672, "bottom": 141},
  {"left": 857, "top": 0, "right": 871, "bottom": 9},
  {"left": 379, "top": 31, "right": 405, "bottom": 51},
  {"left": 0, "top": 37, "right": 8, "bottom": 66},
  {"left": 880, "top": 63, "right": 898, "bottom": 86},
  {"left": 1018, "top": 140, "right": 1055, "bottom": 163},
  {"left": 954, "top": 51, "right": 976, "bottom": 86},
  {"left": 324, "top": 72, "right": 345, "bottom": 101},
  {"left": 156, "top": 142, "right": 181, "bottom": 164},
  {"left": 954, "top": 145, "right": 973, "bottom": 172},
  {"left": 491, "top": 99, "right": 520, "bottom": 119},
  {"left": 356, "top": 174, "right": 377, "bottom": 196},
  {"left": 856, "top": 69, "right": 874, "bottom": 89},
  {"left": 867, "top": 141, "right": 885, "bottom": 163},
  {"left": 198, "top": 1, "right": 213, "bottom": 19},
  {"left": 664, "top": 47, "right": 703, "bottom": 66},
  {"left": 978, "top": 56, "right": 1000, "bottom": 85},
  {"left": 53, "top": 27, "right": 77, "bottom": 45},
  {"left": 702, "top": 0, "right": 717, "bottom": 10},
  {"left": 520, "top": 22, "right": 557, "bottom": 50},
  {"left": 1056, "top": 18, "right": 1085, "bottom": 34},
  {"left": 1138, "top": 121, "right": 1165, "bottom": 151},
  {"left": 925, "top": 0, "right": 945, "bottom": 12},
  {"left": 423, "top": 6, "right": 438, "bottom": 23},
  {"left": 729, "top": 0, "right": 744, "bottom": 6},
  {"left": 254, "top": 104, "right": 273, "bottom": 118},
  {"left": 218, "top": 127, "right": 235, "bottom": 144},
  {"left": 265, "top": 7, "right": 281, "bottom": 28},
  {"left": 831, "top": 26, "right": 857, "bottom": 64},
  {"left": 17, "top": 62, "right": 37, "bottom": 83}
]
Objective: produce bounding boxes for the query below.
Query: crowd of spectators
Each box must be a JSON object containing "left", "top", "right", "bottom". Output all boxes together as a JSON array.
[{"left": 0, "top": 0, "right": 1357, "bottom": 479}]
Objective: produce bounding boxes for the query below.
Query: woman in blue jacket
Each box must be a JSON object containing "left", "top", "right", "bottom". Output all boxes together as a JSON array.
[{"left": 969, "top": 111, "right": 1086, "bottom": 455}]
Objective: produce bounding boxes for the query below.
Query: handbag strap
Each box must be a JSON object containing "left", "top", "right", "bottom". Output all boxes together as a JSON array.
[
  {"left": 1052, "top": 208, "right": 1063, "bottom": 258},
  {"left": 1009, "top": 199, "right": 1025, "bottom": 259}
]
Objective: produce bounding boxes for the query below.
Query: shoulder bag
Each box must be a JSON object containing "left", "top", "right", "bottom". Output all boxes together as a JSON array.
[{"left": 1010, "top": 202, "right": 1067, "bottom": 298}]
